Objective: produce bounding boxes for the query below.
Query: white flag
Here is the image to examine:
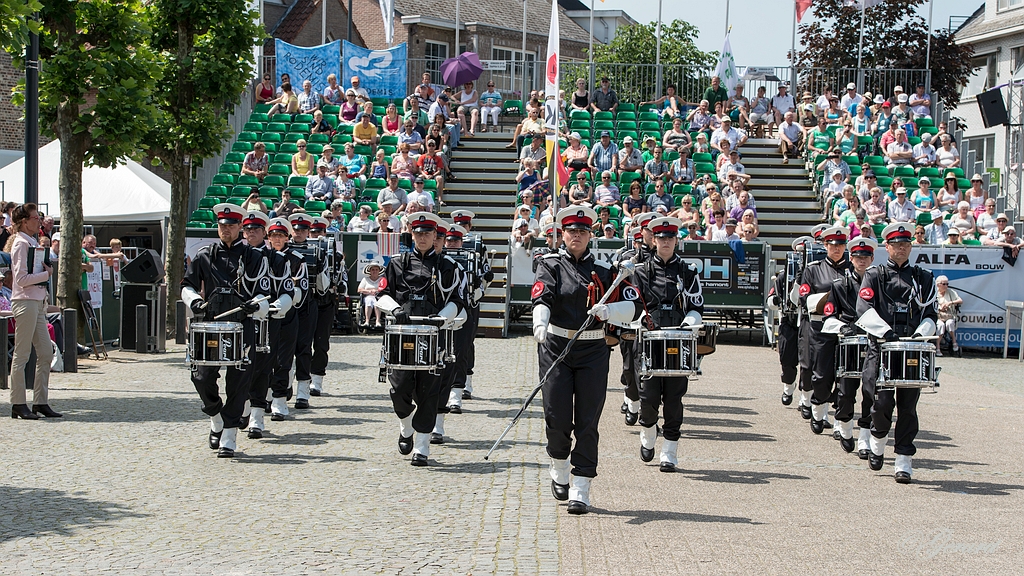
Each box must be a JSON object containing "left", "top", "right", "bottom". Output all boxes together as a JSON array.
[
  {"left": 544, "top": 0, "right": 566, "bottom": 192},
  {"left": 380, "top": 0, "right": 395, "bottom": 45},
  {"left": 714, "top": 33, "right": 738, "bottom": 98}
]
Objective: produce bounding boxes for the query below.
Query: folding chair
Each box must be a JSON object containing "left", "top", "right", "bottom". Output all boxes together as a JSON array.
[{"left": 77, "top": 289, "right": 108, "bottom": 360}]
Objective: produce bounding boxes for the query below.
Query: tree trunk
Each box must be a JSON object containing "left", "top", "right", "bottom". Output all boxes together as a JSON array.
[
  {"left": 54, "top": 102, "right": 85, "bottom": 317},
  {"left": 164, "top": 150, "right": 190, "bottom": 337}
]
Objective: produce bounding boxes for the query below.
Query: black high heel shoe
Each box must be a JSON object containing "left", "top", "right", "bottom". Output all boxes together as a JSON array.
[
  {"left": 32, "top": 405, "right": 63, "bottom": 418},
  {"left": 11, "top": 404, "right": 40, "bottom": 420}
]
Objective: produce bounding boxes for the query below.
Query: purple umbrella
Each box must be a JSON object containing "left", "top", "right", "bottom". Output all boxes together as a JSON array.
[{"left": 440, "top": 52, "right": 483, "bottom": 88}]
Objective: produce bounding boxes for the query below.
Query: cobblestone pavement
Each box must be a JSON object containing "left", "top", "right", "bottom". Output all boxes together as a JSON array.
[{"left": 1, "top": 335, "right": 1022, "bottom": 574}]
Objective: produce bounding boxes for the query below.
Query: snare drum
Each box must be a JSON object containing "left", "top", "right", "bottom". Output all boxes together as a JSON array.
[
  {"left": 255, "top": 318, "right": 270, "bottom": 353},
  {"left": 836, "top": 335, "right": 869, "bottom": 378},
  {"left": 879, "top": 341, "right": 938, "bottom": 391},
  {"left": 187, "top": 322, "right": 245, "bottom": 367},
  {"left": 438, "top": 327, "right": 457, "bottom": 364},
  {"left": 638, "top": 329, "right": 698, "bottom": 378},
  {"left": 695, "top": 323, "right": 719, "bottom": 356},
  {"left": 382, "top": 325, "right": 441, "bottom": 371}
]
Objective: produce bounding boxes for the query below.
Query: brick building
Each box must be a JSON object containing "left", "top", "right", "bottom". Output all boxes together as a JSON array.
[{"left": 0, "top": 51, "right": 52, "bottom": 170}]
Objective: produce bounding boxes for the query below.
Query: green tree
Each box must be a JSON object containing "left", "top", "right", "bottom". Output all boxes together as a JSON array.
[
  {"left": 0, "top": 0, "right": 41, "bottom": 49},
  {"left": 144, "top": 0, "right": 263, "bottom": 335},
  {"left": 8, "top": 0, "right": 160, "bottom": 312},
  {"left": 795, "top": 0, "right": 974, "bottom": 109}
]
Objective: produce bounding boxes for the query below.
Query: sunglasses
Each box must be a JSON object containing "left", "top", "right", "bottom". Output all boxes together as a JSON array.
[{"left": 297, "top": 145, "right": 306, "bottom": 148}]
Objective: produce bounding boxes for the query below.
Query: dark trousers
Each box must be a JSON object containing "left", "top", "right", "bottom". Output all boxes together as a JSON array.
[
  {"left": 249, "top": 318, "right": 281, "bottom": 410},
  {"left": 833, "top": 377, "right": 861, "bottom": 423},
  {"left": 620, "top": 338, "right": 640, "bottom": 402},
  {"left": 797, "top": 320, "right": 813, "bottom": 392},
  {"left": 271, "top": 313, "right": 298, "bottom": 399},
  {"left": 452, "top": 307, "right": 478, "bottom": 390},
  {"left": 539, "top": 337, "right": 610, "bottom": 479},
  {"left": 465, "top": 305, "right": 479, "bottom": 376},
  {"left": 810, "top": 326, "right": 838, "bottom": 406},
  {"left": 778, "top": 318, "right": 798, "bottom": 385},
  {"left": 311, "top": 297, "right": 336, "bottom": 376},
  {"left": 863, "top": 342, "right": 920, "bottom": 455},
  {"left": 638, "top": 375, "right": 688, "bottom": 441},
  {"left": 293, "top": 304, "right": 314, "bottom": 381},
  {"left": 191, "top": 319, "right": 254, "bottom": 429},
  {"left": 390, "top": 370, "right": 441, "bottom": 433}
]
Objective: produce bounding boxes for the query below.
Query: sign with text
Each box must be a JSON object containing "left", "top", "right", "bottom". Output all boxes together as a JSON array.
[
  {"left": 342, "top": 41, "right": 407, "bottom": 99},
  {"left": 275, "top": 39, "right": 341, "bottom": 95}
]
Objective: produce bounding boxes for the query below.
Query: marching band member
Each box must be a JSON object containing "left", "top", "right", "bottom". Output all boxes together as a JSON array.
[
  {"left": 241, "top": 211, "right": 294, "bottom": 439},
  {"left": 856, "top": 222, "right": 938, "bottom": 484},
  {"left": 615, "top": 212, "right": 655, "bottom": 426},
  {"left": 443, "top": 223, "right": 482, "bottom": 416},
  {"left": 287, "top": 213, "right": 328, "bottom": 410},
  {"left": 628, "top": 216, "right": 704, "bottom": 472},
  {"left": 794, "top": 223, "right": 830, "bottom": 417},
  {"left": 181, "top": 204, "right": 271, "bottom": 457},
  {"left": 269, "top": 218, "right": 308, "bottom": 421},
  {"left": 432, "top": 219, "right": 460, "bottom": 445},
  {"left": 532, "top": 222, "right": 561, "bottom": 271},
  {"left": 376, "top": 212, "right": 467, "bottom": 466},
  {"left": 800, "top": 225, "right": 853, "bottom": 435},
  {"left": 767, "top": 260, "right": 798, "bottom": 406},
  {"left": 448, "top": 210, "right": 493, "bottom": 404},
  {"left": 309, "top": 216, "right": 341, "bottom": 397},
  {"left": 532, "top": 206, "right": 625, "bottom": 515},
  {"left": 822, "top": 236, "right": 877, "bottom": 455}
]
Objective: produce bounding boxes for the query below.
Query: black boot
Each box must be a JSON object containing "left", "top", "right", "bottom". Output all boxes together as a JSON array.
[
  {"left": 11, "top": 404, "right": 39, "bottom": 420},
  {"left": 551, "top": 481, "right": 569, "bottom": 501},
  {"left": 32, "top": 404, "right": 63, "bottom": 418}
]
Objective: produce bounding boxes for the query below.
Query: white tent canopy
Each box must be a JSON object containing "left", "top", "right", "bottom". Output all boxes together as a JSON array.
[{"left": 0, "top": 140, "right": 171, "bottom": 222}]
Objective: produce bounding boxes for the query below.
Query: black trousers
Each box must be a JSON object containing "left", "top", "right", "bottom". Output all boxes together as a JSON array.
[
  {"left": 810, "top": 325, "right": 838, "bottom": 407},
  {"left": 465, "top": 305, "right": 479, "bottom": 377},
  {"left": 249, "top": 318, "right": 281, "bottom": 410},
  {"left": 797, "top": 320, "right": 813, "bottom": 392},
  {"left": 833, "top": 377, "right": 861, "bottom": 423},
  {"left": 638, "top": 375, "right": 688, "bottom": 441},
  {"left": 390, "top": 369, "right": 441, "bottom": 433},
  {"left": 293, "top": 304, "right": 314, "bottom": 382},
  {"left": 539, "top": 337, "right": 610, "bottom": 479},
  {"left": 778, "top": 318, "right": 798, "bottom": 385},
  {"left": 271, "top": 312, "right": 298, "bottom": 399},
  {"left": 862, "top": 341, "right": 920, "bottom": 456},
  {"left": 311, "top": 297, "right": 336, "bottom": 377},
  {"left": 191, "top": 319, "right": 255, "bottom": 429},
  {"left": 620, "top": 338, "right": 640, "bottom": 402},
  {"left": 452, "top": 307, "right": 478, "bottom": 390}
]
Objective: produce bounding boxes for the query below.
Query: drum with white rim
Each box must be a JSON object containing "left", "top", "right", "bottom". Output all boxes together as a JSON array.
[
  {"left": 254, "top": 318, "right": 270, "bottom": 353},
  {"left": 695, "top": 323, "right": 719, "bottom": 356},
  {"left": 381, "top": 324, "right": 441, "bottom": 372},
  {"left": 638, "top": 329, "right": 698, "bottom": 378},
  {"left": 879, "top": 340, "right": 939, "bottom": 393},
  {"left": 836, "top": 335, "right": 870, "bottom": 378},
  {"left": 187, "top": 321, "right": 245, "bottom": 367}
]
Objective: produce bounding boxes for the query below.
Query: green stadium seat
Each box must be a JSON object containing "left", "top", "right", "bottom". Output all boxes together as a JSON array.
[
  {"left": 263, "top": 143, "right": 278, "bottom": 153},
  {"left": 639, "top": 121, "right": 660, "bottom": 132},
  {"left": 231, "top": 185, "right": 252, "bottom": 198},
  {"left": 226, "top": 197, "right": 245, "bottom": 206},
  {"left": 570, "top": 120, "right": 591, "bottom": 130},
  {"left": 284, "top": 133, "right": 304, "bottom": 143},
  {"left": 875, "top": 176, "right": 893, "bottom": 189},
  {"left": 902, "top": 177, "right": 919, "bottom": 189},
  {"left": 570, "top": 110, "right": 591, "bottom": 121},
  {"left": 371, "top": 97, "right": 389, "bottom": 106},
  {"left": 672, "top": 184, "right": 692, "bottom": 196},
  {"left": 269, "top": 113, "right": 292, "bottom": 123},
  {"left": 945, "top": 167, "right": 965, "bottom": 178},
  {"left": 915, "top": 117, "right": 935, "bottom": 128},
  {"left": 594, "top": 120, "right": 614, "bottom": 131},
  {"left": 422, "top": 179, "right": 437, "bottom": 190},
  {"left": 288, "top": 122, "right": 309, "bottom": 133},
  {"left": 664, "top": 150, "right": 680, "bottom": 162},
  {"left": 238, "top": 132, "right": 258, "bottom": 142},
  {"left": 238, "top": 175, "right": 259, "bottom": 186},
  {"left": 864, "top": 155, "right": 884, "bottom": 167},
  {"left": 365, "top": 177, "right": 387, "bottom": 190},
  {"left": 263, "top": 175, "right": 286, "bottom": 187},
  {"left": 322, "top": 105, "right": 341, "bottom": 115},
  {"left": 225, "top": 152, "right": 246, "bottom": 163},
  {"left": 618, "top": 131, "right": 639, "bottom": 143},
  {"left": 380, "top": 135, "right": 399, "bottom": 146},
  {"left": 259, "top": 186, "right": 281, "bottom": 199},
  {"left": 891, "top": 165, "right": 915, "bottom": 178},
  {"left": 692, "top": 152, "right": 712, "bottom": 164},
  {"left": 244, "top": 122, "right": 265, "bottom": 133},
  {"left": 575, "top": 129, "right": 591, "bottom": 140},
  {"left": 332, "top": 134, "right": 353, "bottom": 145},
  {"left": 198, "top": 197, "right": 218, "bottom": 209},
  {"left": 288, "top": 176, "right": 308, "bottom": 187},
  {"left": 917, "top": 167, "right": 940, "bottom": 179},
  {"left": 265, "top": 122, "right": 288, "bottom": 133},
  {"left": 249, "top": 112, "right": 270, "bottom": 123},
  {"left": 379, "top": 145, "right": 397, "bottom": 155},
  {"left": 191, "top": 209, "right": 215, "bottom": 222},
  {"left": 502, "top": 100, "right": 523, "bottom": 117},
  {"left": 306, "top": 143, "right": 323, "bottom": 154},
  {"left": 219, "top": 163, "right": 241, "bottom": 174},
  {"left": 187, "top": 221, "right": 207, "bottom": 229},
  {"left": 957, "top": 178, "right": 971, "bottom": 190},
  {"left": 919, "top": 126, "right": 938, "bottom": 137},
  {"left": 232, "top": 141, "right": 254, "bottom": 153},
  {"left": 336, "top": 124, "right": 354, "bottom": 135},
  {"left": 843, "top": 155, "right": 859, "bottom": 166},
  {"left": 619, "top": 172, "right": 641, "bottom": 188},
  {"left": 616, "top": 120, "right": 637, "bottom": 132},
  {"left": 594, "top": 111, "right": 613, "bottom": 121},
  {"left": 695, "top": 162, "right": 715, "bottom": 174},
  {"left": 280, "top": 143, "right": 298, "bottom": 153},
  {"left": 273, "top": 153, "right": 292, "bottom": 164},
  {"left": 285, "top": 186, "right": 305, "bottom": 198},
  {"left": 398, "top": 178, "right": 412, "bottom": 191},
  {"left": 358, "top": 201, "right": 378, "bottom": 213},
  {"left": 340, "top": 201, "right": 356, "bottom": 214},
  {"left": 353, "top": 144, "right": 373, "bottom": 156},
  {"left": 261, "top": 132, "right": 282, "bottom": 143},
  {"left": 253, "top": 104, "right": 272, "bottom": 113},
  {"left": 205, "top": 185, "right": 228, "bottom": 198},
  {"left": 293, "top": 113, "right": 313, "bottom": 124},
  {"left": 618, "top": 103, "right": 636, "bottom": 112},
  {"left": 372, "top": 106, "right": 387, "bottom": 116},
  {"left": 638, "top": 111, "right": 660, "bottom": 122},
  {"left": 269, "top": 163, "right": 291, "bottom": 176},
  {"left": 615, "top": 111, "right": 636, "bottom": 121}
]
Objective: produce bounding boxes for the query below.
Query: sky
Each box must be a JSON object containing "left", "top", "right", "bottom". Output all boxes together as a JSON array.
[{"left": 594, "top": 0, "right": 978, "bottom": 65}]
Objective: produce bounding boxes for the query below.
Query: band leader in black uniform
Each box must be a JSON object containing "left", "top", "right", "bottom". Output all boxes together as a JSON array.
[
  {"left": 181, "top": 204, "right": 272, "bottom": 458},
  {"left": 376, "top": 212, "right": 466, "bottom": 466},
  {"left": 241, "top": 211, "right": 294, "bottom": 439},
  {"left": 855, "top": 222, "right": 937, "bottom": 484},
  {"left": 821, "top": 236, "right": 876, "bottom": 455},
  {"left": 532, "top": 206, "right": 624, "bottom": 515},
  {"left": 799, "top": 225, "right": 853, "bottom": 434},
  {"left": 268, "top": 218, "right": 307, "bottom": 421},
  {"left": 448, "top": 210, "right": 493, "bottom": 406},
  {"left": 615, "top": 212, "right": 655, "bottom": 426}
]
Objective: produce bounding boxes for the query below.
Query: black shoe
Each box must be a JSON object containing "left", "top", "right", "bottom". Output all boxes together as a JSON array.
[
  {"left": 858, "top": 449, "right": 870, "bottom": 460},
  {"left": 567, "top": 501, "right": 589, "bottom": 515},
  {"left": 448, "top": 405, "right": 462, "bottom": 414},
  {"left": 398, "top": 434, "right": 413, "bottom": 455},
  {"left": 208, "top": 430, "right": 222, "bottom": 450},
  {"left": 430, "top": 432, "right": 444, "bottom": 445},
  {"left": 310, "top": 388, "right": 321, "bottom": 397},
  {"left": 894, "top": 471, "right": 912, "bottom": 484},
  {"left": 869, "top": 453, "right": 884, "bottom": 471},
  {"left": 270, "top": 412, "right": 284, "bottom": 422},
  {"left": 822, "top": 419, "right": 833, "bottom": 429},
  {"left": 462, "top": 391, "right": 472, "bottom": 400},
  {"left": 411, "top": 453, "right": 428, "bottom": 466},
  {"left": 840, "top": 437, "right": 855, "bottom": 453},
  {"left": 781, "top": 393, "right": 793, "bottom": 406},
  {"left": 640, "top": 445, "right": 655, "bottom": 462},
  {"left": 217, "top": 447, "right": 234, "bottom": 458},
  {"left": 294, "top": 398, "right": 309, "bottom": 410},
  {"left": 660, "top": 462, "right": 676, "bottom": 473},
  {"left": 810, "top": 419, "right": 824, "bottom": 435},
  {"left": 76, "top": 344, "right": 90, "bottom": 356},
  {"left": 31, "top": 404, "right": 63, "bottom": 418},
  {"left": 620, "top": 401, "right": 628, "bottom": 414},
  {"left": 239, "top": 414, "right": 250, "bottom": 430},
  {"left": 624, "top": 411, "right": 639, "bottom": 426},
  {"left": 832, "top": 428, "right": 842, "bottom": 440},
  {"left": 799, "top": 405, "right": 812, "bottom": 419},
  {"left": 551, "top": 481, "right": 569, "bottom": 501},
  {"left": 11, "top": 404, "right": 40, "bottom": 420},
  {"left": 248, "top": 427, "right": 263, "bottom": 439}
]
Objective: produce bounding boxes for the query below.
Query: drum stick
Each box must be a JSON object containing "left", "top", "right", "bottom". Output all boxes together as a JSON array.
[{"left": 213, "top": 295, "right": 270, "bottom": 320}]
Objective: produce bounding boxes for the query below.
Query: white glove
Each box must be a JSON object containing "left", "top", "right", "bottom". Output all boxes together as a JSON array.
[
  {"left": 682, "top": 310, "right": 702, "bottom": 327},
  {"left": 914, "top": 317, "right": 937, "bottom": 337},
  {"left": 270, "top": 294, "right": 292, "bottom": 319},
  {"left": 473, "top": 288, "right": 484, "bottom": 302},
  {"left": 589, "top": 303, "right": 609, "bottom": 321},
  {"left": 533, "top": 304, "right": 550, "bottom": 343}
]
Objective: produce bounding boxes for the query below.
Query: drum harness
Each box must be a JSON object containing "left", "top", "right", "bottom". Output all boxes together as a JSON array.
[
  {"left": 878, "top": 264, "right": 936, "bottom": 338},
  {"left": 398, "top": 251, "right": 459, "bottom": 318}
]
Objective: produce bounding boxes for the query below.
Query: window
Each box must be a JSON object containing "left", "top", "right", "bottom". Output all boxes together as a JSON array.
[
  {"left": 491, "top": 48, "right": 537, "bottom": 95},
  {"left": 964, "top": 135, "right": 996, "bottom": 169},
  {"left": 425, "top": 41, "right": 448, "bottom": 84},
  {"left": 962, "top": 54, "right": 997, "bottom": 100},
  {"left": 999, "top": 0, "right": 1024, "bottom": 10}
]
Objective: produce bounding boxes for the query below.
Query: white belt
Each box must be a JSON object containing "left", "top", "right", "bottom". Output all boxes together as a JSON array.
[
  {"left": 809, "top": 314, "right": 824, "bottom": 322},
  {"left": 548, "top": 324, "right": 605, "bottom": 340}
]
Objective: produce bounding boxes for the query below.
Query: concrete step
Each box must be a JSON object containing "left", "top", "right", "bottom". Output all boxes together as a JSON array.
[
  {"left": 744, "top": 166, "right": 811, "bottom": 177},
  {"left": 454, "top": 139, "right": 515, "bottom": 150},
  {"left": 442, "top": 193, "right": 515, "bottom": 205},
  {"left": 450, "top": 171, "right": 521, "bottom": 182},
  {"left": 443, "top": 181, "right": 517, "bottom": 192},
  {"left": 752, "top": 188, "right": 817, "bottom": 199},
  {"left": 756, "top": 200, "right": 820, "bottom": 211}
]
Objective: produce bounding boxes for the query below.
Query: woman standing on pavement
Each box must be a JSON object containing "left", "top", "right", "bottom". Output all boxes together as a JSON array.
[{"left": 9, "top": 203, "right": 60, "bottom": 419}]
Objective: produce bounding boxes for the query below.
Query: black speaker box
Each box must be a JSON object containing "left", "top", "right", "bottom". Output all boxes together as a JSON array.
[
  {"left": 978, "top": 88, "right": 1009, "bottom": 128},
  {"left": 121, "top": 249, "right": 165, "bottom": 283},
  {"left": 119, "top": 283, "right": 166, "bottom": 352}
]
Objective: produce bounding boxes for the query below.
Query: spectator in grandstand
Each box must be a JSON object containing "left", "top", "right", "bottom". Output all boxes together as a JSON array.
[
  {"left": 298, "top": 80, "right": 321, "bottom": 113},
  {"left": 505, "top": 106, "right": 546, "bottom": 151},
  {"left": 670, "top": 195, "right": 699, "bottom": 226},
  {"left": 347, "top": 204, "right": 379, "bottom": 233},
  {"left": 322, "top": 74, "right": 344, "bottom": 105},
  {"left": 822, "top": 96, "right": 845, "bottom": 125},
  {"left": 622, "top": 180, "right": 646, "bottom": 215},
  {"left": 307, "top": 111, "right": 332, "bottom": 140},
  {"left": 923, "top": 210, "right": 950, "bottom": 244},
  {"left": 239, "top": 188, "right": 265, "bottom": 213},
  {"left": 668, "top": 149, "right": 695, "bottom": 186},
  {"left": 977, "top": 199, "right": 999, "bottom": 235},
  {"left": 377, "top": 200, "right": 402, "bottom": 232},
  {"left": 840, "top": 83, "right": 863, "bottom": 112},
  {"left": 269, "top": 189, "right": 299, "bottom": 219},
  {"left": 983, "top": 213, "right": 1014, "bottom": 247},
  {"left": 691, "top": 132, "right": 711, "bottom": 156},
  {"left": 317, "top": 144, "right": 341, "bottom": 178},
  {"left": 851, "top": 104, "right": 871, "bottom": 139},
  {"left": 701, "top": 192, "right": 723, "bottom": 226},
  {"left": 290, "top": 139, "right": 315, "bottom": 177},
  {"left": 769, "top": 84, "right": 796, "bottom": 134},
  {"left": 912, "top": 179, "right": 937, "bottom": 216},
  {"left": 662, "top": 117, "right": 692, "bottom": 153},
  {"left": 823, "top": 171, "right": 847, "bottom": 210},
  {"left": 719, "top": 149, "right": 750, "bottom": 186},
  {"left": 592, "top": 206, "right": 615, "bottom": 233},
  {"left": 912, "top": 225, "right": 928, "bottom": 245},
  {"left": 391, "top": 143, "right": 419, "bottom": 181},
  {"left": 885, "top": 128, "right": 913, "bottom": 168},
  {"left": 354, "top": 100, "right": 379, "bottom": 126},
  {"left": 456, "top": 81, "right": 480, "bottom": 137},
  {"left": 814, "top": 86, "right": 832, "bottom": 115},
  {"left": 740, "top": 221, "right": 759, "bottom": 243},
  {"left": 682, "top": 221, "right": 704, "bottom": 240},
  {"left": 570, "top": 78, "right": 590, "bottom": 112},
  {"left": 642, "top": 84, "right": 684, "bottom": 119},
  {"left": 966, "top": 173, "right": 987, "bottom": 214},
  {"left": 686, "top": 100, "right": 713, "bottom": 135},
  {"left": 892, "top": 93, "right": 913, "bottom": 127},
  {"left": 410, "top": 73, "right": 436, "bottom": 117},
  {"left": 817, "top": 150, "right": 851, "bottom": 186},
  {"left": 728, "top": 189, "right": 755, "bottom": 221},
  {"left": 352, "top": 114, "right": 378, "bottom": 150},
  {"left": 519, "top": 136, "right": 547, "bottom": 173},
  {"left": 644, "top": 146, "right": 670, "bottom": 183},
  {"left": 566, "top": 171, "right": 593, "bottom": 206},
  {"left": 834, "top": 121, "right": 858, "bottom": 154},
  {"left": 950, "top": 201, "right": 977, "bottom": 237},
  {"left": 933, "top": 275, "right": 961, "bottom": 356},
  {"left": 267, "top": 82, "right": 299, "bottom": 117},
  {"left": 479, "top": 81, "right": 502, "bottom": 132},
  {"left": 913, "top": 133, "right": 936, "bottom": 167},
  {"left": 776, "top": 111, "right": 804, "bottom": 165},
  {"left": 865, "top": 186, "right": 887, "bottom": 224},
  {"left": 339, "top": 142, "right": 367, "bottom": 185},
  {"left": 407, "top": 177, "right": 436, "bottom": 213},
  {"left": 798, "top": 91, "right": 817, "bottom": 127},
  {"left": 336, "top": 171, "right": 356, "bottom": 201},
  {"left": 598, "top": 222, "right": 616, "bottom": 239},
  {"left": 348, "top": 75, "right": 369, "bottom": 104},
  {"left": 936, "top": 134, "right": 960, "bottom": 169},
  {"left": 807, "top": 116, "right": 835, "bottom": 159},
  {"left": 745, "top": 86, "right": 771, "bottom": 138},
  {"left": 306, "top": 163, "right": 338, "bottom": 202},
  {"left": 645, "top": 179, "right": 673, "bottom": 214},
  {"left": 725, "top": 178, "right": 755, "bottom": 210},
  {"left": 710, "top": 101, "right": 727, "bottom": 132},
  {"left": 707, "top": 215, "right": 736, "bottom": 241},
  {"left": 397, "top": 119, "right": 424, "bottom": 156},
  {"left": 241, "top": 142, "right": 269, "bottom": 182},
  {"left": 417, "top": 140, "right": 447, "bottom": 205},
  {"left": 726, "top": 84, "right": 751, "bottom": 129},
  {"left": 878, "top": 118, "right": 899, "bottom": 154},
  {"left": 377, "top": 175, "right": 409, "bottom": 213},
  {"left": 339, "top": 90, "right": 360, "bottom": 124},
  {"left": 368, "top": 148, "right": 389, "bottom": 181},
  {"left": 590, "top": 76, "right": 619, "bottom": 114},
  {"left": 378, "top": 103, "right": 401, "bottom": 136},
  {"left": 874, "top": 100, "right": 895, "bottom": 139},
  {"left": 563, "top": 132, "right": 590, "bottom": 175},
  {"left": 425, "top": 122, "right": 449, "bottom": 164},
  {"left": 617, "top": 136, "right": 644, "bottom": 178},
  {"left": 936, "top": 121, "right": 954, "bottom": 146},
  {"left": 640, "top": 136, "right": 658, "bottom": 163},
  {"left": 835, "top": 193, "right": 861, "bottom": 227},
  {"left": 516, "top": 158, "right": 540, "bottom": 192},
  {"left": 702, "top": 76, "right": 729, "bottom": 112},
  {"left": 256, "top": 73, "right": 275, "bottom": 103},
  {"left": 593, "top": 171, "right": 621, "bottom": 207},
  {"left": 511, "top": 215, "right": 539, "bottom": 246},
  {"left": 938, "top": 173, "right": 961, "bottom": 212},
  {"left": 889, "top": 188, "right": 916, "bottom": 222},
  {"left": 710, "top": 117, "right": 748, "bottom": 155},
  {"left": 996, "top": 226, "right": 1022, "bottom": 258},
  {"left": 588, "top": 130, "right": 619, "bottom": 174}
]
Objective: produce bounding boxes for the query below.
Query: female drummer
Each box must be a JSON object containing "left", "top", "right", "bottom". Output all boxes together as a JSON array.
[
  {"left": 532, "top": 206, "right": 625, "bottom": 515},
  {"left": 626, "top": 217, "right": 704, "bottom": 472}
]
